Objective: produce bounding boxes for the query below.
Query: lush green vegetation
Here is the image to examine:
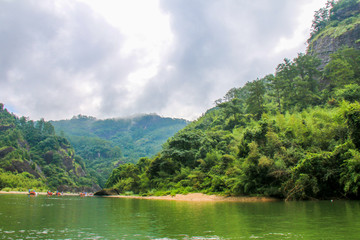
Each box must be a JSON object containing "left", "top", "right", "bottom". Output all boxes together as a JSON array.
[
  {"left": 2, "top": 0, "right": 360, "bottom": 199},
  {"left": 0, "top": 170, "right": 46, "bottom": 192},
  {"left": 0, "top": 105, "right": 97, "bottom": 191},
  {"left": 106, "top": 44, "right": 360, "bottom": 199},
  {"left": 51, "top": 114, "right": 188, "bottom": 187}
]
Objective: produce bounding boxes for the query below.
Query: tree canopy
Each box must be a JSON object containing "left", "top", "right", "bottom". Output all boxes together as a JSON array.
[{"left": 105, "top": 44, "right": 360, "bottom": 199}]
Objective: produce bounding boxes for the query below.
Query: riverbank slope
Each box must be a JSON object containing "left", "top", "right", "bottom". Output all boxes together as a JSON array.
[{"left": 0, "top": 191, "right": 279, "bottom": 202}]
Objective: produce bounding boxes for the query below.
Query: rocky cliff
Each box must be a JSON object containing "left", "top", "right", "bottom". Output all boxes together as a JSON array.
[
  {"left": 308, "top": 1, "right": 360, "bottom": 69},
  {"left": 0, "top": 104, "right": 100, "bottom": 192}
]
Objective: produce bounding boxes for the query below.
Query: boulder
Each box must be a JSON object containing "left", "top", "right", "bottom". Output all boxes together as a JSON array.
[{"left": 94, "top": 188, "right": 119, "bottom": 196}]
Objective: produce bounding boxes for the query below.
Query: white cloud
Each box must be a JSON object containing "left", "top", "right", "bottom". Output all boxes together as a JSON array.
[
  {"left": 0, "top": 0, "right": 328, "bottom": 121},
  {"left": 274, "top": 0, "right": 328, "bottom": 53}
]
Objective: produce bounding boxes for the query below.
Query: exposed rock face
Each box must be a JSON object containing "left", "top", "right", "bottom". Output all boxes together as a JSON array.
[
  {"left": 308, "top": 24, "right": 360, "bottom": 69},
  {"left": 0, "top": 146, "right": 14, "bottom": 158},
  {"left": 57, "top": 184, "right": 101, "bottom": 193},
  {"left": 308, "top": 3, "right": 360, "bottom": 69},
  {"left": 75, "top": 164, "right": 86, "bottom": 177},
  {"left": 4, "top": 160, "right": 41, "bottom": 178},
  {"left": 94, "top": 188, "right": 119, "bottom": 196}
]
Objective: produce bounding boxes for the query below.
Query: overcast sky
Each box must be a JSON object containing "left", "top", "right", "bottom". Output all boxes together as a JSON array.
[{"left": 0, "top": 0, "right": 328, "bottom": 121}]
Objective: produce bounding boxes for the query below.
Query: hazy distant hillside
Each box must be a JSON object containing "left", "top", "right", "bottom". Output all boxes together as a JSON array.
[
  {"left": 52, "top": 114, "right": 188, "bottom": 161},
  {"left": 51, "top": 114, "right": 188, "bottom": 187}
]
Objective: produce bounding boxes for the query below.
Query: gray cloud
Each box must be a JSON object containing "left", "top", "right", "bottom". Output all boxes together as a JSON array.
[
  {"left": 0, "top": 0, "right": 136, "bottom": 120},
  {"left": 0, "top": 0, "right": 322, "bottom": 120},
  {"left": 132, "top": 0, "right": 318, "bottom": 119}
]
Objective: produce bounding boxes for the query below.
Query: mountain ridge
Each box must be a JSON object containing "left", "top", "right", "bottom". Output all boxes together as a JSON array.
[{"left": 51, "top": 113, "right": 188, "bottom": 187}]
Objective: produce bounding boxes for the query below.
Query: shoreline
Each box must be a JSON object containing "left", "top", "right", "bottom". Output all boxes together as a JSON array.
[
  {"left": 106, "top": 193, "right": 280, "bottom": 202},
  {"left": 0, "top": 191, "right": 79, "bottom": 196},
  {"left": 0, "top": 191, "right": 280, "bottom": 202}
]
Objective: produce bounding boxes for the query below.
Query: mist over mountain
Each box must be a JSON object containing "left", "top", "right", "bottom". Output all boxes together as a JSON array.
[{"left": 51, "top": 114, "right": 188, "bottom": 187}]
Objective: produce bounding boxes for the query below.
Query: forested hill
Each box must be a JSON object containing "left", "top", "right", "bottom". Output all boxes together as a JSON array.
[
  {"left": 308, "top": 0, "right": 360, "bottom": 68},
  {"left": 0, "top": 104, "right": 99, "bottom": 192},
  {"left": 51, "top": 114, "right": 188, "bottom": 161},
  {"left": 105, "top": 0, "right": 360, "bottom": 200},
  {"left": 51, "top": 114, "right": 188, "bottom": 187}
]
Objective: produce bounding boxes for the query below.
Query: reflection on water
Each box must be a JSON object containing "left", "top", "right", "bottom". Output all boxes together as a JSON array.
[{"left": 0, "top": 194, "right": 359, "bottom": 239}]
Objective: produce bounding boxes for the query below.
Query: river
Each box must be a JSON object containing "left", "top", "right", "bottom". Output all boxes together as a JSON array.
[{"left": 0, "top": 194, "right": 359, "bottom": 239}]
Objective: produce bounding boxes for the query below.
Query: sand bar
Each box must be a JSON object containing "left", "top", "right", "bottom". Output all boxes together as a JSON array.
[
  {"left": 0, "top": 191, "right": 280, "bottom": 202},
  {"left": 106, "top": 193, "right": 279, "bottom": 202}
]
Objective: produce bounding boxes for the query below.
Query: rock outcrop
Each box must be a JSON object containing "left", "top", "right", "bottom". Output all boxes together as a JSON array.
[
  {"left": 94, "top": 188, "right": 119, "bottom": 196},
  {"left": 308, "top": 24, "right": 360, "bottom": 69},
  {"left": 308, "top": 2, "right": 360, "bottom": 69}
]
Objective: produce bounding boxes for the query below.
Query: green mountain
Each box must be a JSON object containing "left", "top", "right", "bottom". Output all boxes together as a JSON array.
[
  {"left": 105, "top": 0, "right": 360, "bottom": 200},
  {"left": 51, "top": 114, "right": 188, "bottom": 187},
  {"left": 0, "top": 104, "right": 99, "bottom": 192}
]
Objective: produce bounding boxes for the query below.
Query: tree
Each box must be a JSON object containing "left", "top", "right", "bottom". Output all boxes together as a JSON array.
[
  {"left": 343, "top": 102, "right": 360, "bottom": 148},
  {"left": 341, "top": 149, "right": 360, "bottom": 196},
  {"left": 275, "top": 58, "right": 298, "bottom": 111},
  {"left": 324, "top": 58, "right": 355, "bottom": 86},
  {"left": 246, "top": 79, "right": 265, "bottom": 119},
  {"left": 268, "top": 74, "right": 284, "bottom": 113},
  {"left": 330, "top": 0, "right": 358, "bottom": 20},
  {"left": 309, "top": 0, "right": 335, "bottom": 40},
  {"left": 218, "top": 98, "right": 244, "bottom": 119},
  {"left": 324, "top": 47, "right": 360, "bottom": 87},
  {"left": 162, "top": 130, "right": 203, "bottom": 168},
  {"left": 335, "top": 84, "right": 360, "bottom": 102},
  {"left": 294, "top": 53, "right": 321, "bottom": 93}
]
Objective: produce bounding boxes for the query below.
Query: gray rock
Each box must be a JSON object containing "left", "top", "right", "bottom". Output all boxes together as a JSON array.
[
  {"left": 308, "top": 24, "right": 360, "bottom": 70},
  {"left": 94, "top": 188, "right": 119, "bottom": 196}
]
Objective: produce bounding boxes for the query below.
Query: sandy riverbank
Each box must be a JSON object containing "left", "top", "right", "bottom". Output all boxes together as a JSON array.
[
  {"left": 0, "top": 191, "right": 79, "bottom": 196},
  {"left": 106, "top": 193, "right": 280, "bottom": 202},
  {"left": 0, "top": 191, "right": 280, "bottom": 202}
]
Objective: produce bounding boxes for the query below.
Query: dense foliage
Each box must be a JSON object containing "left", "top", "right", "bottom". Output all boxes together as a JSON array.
[
  {"left": 0, "top": 106, "right": 97, "bottom": 192},
  {"left": 51, "top": 114, "right": 188, "bottom": 187},
  {"left": 2, "top": 0, "right": 360, "bottom": 199},
  {"left": 106, "top": 44, "right": 360, "bottom": 199}
]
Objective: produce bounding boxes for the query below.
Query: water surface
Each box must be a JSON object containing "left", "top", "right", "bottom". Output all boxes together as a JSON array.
[{"left": 0, "top": 194, "right": 359, "bottom": 239}]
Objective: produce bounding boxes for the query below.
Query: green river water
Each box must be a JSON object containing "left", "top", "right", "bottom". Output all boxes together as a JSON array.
[{"left": 0, "top": 194, "right": 359, "bottom": 239}]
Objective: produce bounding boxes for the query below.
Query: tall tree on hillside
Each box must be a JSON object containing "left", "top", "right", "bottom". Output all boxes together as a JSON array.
[
  {"left": 292, "top": 54, "right": 321, "bottom": 109},
  {"left": 274, "top": 54, "right": 321, "bottom": 111},
  {"left": 268, "top": 74, "right": 284, "bottom": 113},
  {"left": 246, "top": 79, "right": 265, "bottom": 119},
  {"left": 275, "top": 58, "right": 298, "bottom": 111},
  {"left": 324, "top": 47, "right": 360, "bottom": 87},
  {"left": 295, "top": 53, "right": 321, "bottom": 92}
]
